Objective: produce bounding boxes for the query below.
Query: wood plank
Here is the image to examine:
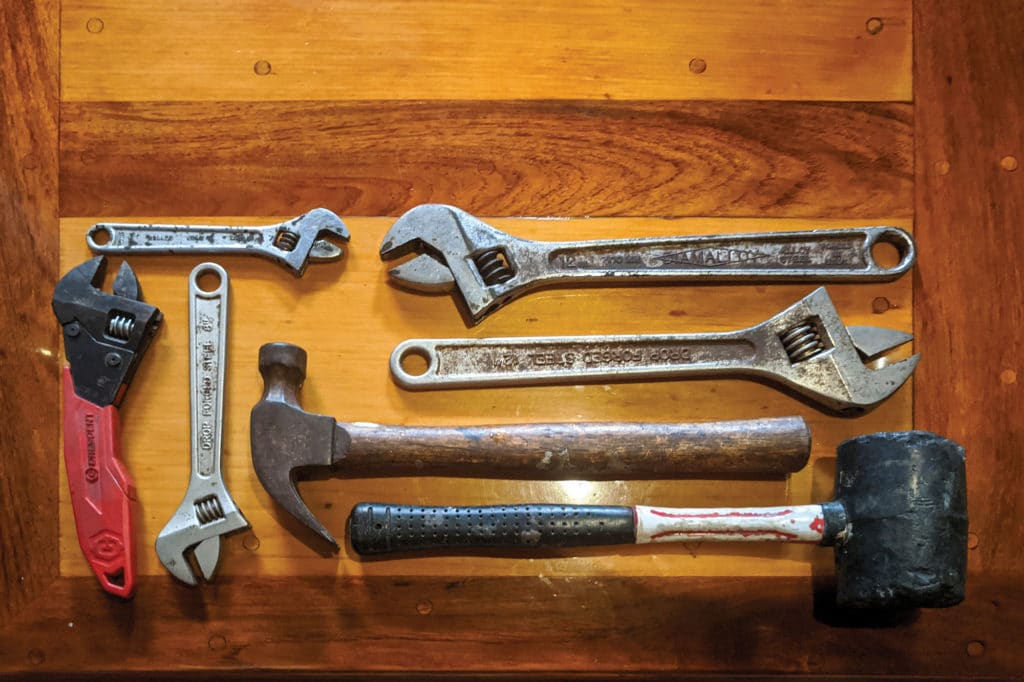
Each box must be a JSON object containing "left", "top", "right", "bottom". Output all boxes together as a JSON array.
[
  {"left": 2, "top": 575, "right": 1018, "bottom": 676},
  {"left": 61, "top": 1, "right": 911, "bottom": 103},
  {"left": 57, "top": 215, "right": 913, "bottom": 581},
  {"left": 59, "top": 101, "right": 913, "bottom": 219},
  {"left": 0, "top": 0, "right": 60, "bottom": 622},
  {"left": 912, "top": 2, "right": 1024, "bottom": 676},
  {"left": 914, "top": 0, "right": 1024, "bottom": 589}
]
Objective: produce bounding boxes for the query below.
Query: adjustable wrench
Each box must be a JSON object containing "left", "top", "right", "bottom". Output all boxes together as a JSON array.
[
  {"left": 379, "top": 204, "right": 916, "bottom": 324},
  {"left": 155, "top": 263, "right": 249, "bottom": 585},
  {"left": 52, "top": 257, "right": 163, "bottom": 598},
  {"left": 390, "top": 287, "right": 918, "bottom": 415},
  {"left": 86, "top": 209, "right": 350, "bottom": 277}
]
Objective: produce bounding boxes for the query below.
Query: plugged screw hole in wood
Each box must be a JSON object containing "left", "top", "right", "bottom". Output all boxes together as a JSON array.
[
  {"left": 86, "top": 17, "right": 104, "bottom": 33},
  {"left": 871, "top": 297, "right": 891, "bottom": 314},
  {"left": 1000, "top": 155, "right": 1018, "bottom": 171},
  {"left": 416, "top": 600, "right": 433, "bottom": 615},
  {"left": 966, "top": 641, "right": 985, "bottom": 657},
  {"left": 967, "top": 533, "right": 979, "bottom": 550},
  {"left": 254, "top": 60, "right": 272, "bottom": 76},
  {"left": 866, "top": 17, "right": 883, "bottom": 35},
  {"left": 27, "top": 649, "right": 45, "bottom": 665},
  {"left": 208, "top": 635, "right": 227, "bottom": 651},
  {"left": 242, "top": 534, "right": 260, "bottom": 551},
  {"left": 934, "top": 160, "right": 951, "bottom": 175},
  {"left": 688, "top": 58, "right": 707, "bottom": 74},
  {"left": 1000, "top": 369, "right": 1017, "bottom": 385}
]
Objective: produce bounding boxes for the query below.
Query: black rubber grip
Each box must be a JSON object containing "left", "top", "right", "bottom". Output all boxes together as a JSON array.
[{"left": 348, "top": 503, "right": 636, "bottom": 555}]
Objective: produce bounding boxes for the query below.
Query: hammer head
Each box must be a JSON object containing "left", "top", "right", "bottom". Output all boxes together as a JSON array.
[
  {"left": 251, "top": 343, "right": 341, "bottom": 550},
  {"left": 831, "top": 431, "right": 967, "bottom": 609}
]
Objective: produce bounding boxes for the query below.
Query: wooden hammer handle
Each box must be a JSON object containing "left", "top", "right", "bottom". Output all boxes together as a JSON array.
[{"left": 334, "top": 416, "right": 809, "bottom": 477}]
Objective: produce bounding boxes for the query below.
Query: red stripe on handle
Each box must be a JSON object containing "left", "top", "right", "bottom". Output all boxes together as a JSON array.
[
  {"left": 649, "top": 529, "right": 802, "bottom": 541},
  {"left": 648, "top": 508, "right": 795, "bottom": 519},
  {"left": 62, "top": 367, "right": 136, "bottom": 598}
]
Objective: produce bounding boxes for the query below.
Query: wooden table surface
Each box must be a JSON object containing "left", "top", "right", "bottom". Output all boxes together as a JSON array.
[{"left": 2, "top": 0, "right": 1021, "bottom": 677}]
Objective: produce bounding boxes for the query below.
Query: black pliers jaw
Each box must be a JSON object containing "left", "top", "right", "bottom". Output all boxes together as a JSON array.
[{"left": 52, "top": 256, "right": 163, "bottom": 406}]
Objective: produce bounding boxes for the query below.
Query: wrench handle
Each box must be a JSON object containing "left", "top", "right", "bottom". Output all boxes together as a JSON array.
[
  {"left": 541, "top": 227, "right": 915, "bottom": 282},
  {"left": 61, "top": 367, "right": 136, "bottom": 598},
  {"left": 87, "top": 222, "right": 273, "bottom": 255},
  {"left": 390, "top": 333, "right": 759, "bottom": 389},
  {"left": 189, "top": 263, "right": 229, "bottom": 482},
  {"left": 349, "top": 503, "right": 636, "bottom": 555}
]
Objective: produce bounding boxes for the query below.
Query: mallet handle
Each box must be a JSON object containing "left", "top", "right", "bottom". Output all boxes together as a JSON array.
[
  {"left": 335, "top": 417, "right": 809, "bottom": 477},
  {"left": 349, "top": 502, "right": 834, "bottom": 555}
]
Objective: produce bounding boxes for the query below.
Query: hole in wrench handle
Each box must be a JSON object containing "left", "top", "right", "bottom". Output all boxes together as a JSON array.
[{"left": 866, "top": 227, "right": 916, "bottom": 275}]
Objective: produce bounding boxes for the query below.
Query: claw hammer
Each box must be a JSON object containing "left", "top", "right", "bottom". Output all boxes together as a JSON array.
[{"left": 250, "top": 343, "right": 812, "bottom": 550}]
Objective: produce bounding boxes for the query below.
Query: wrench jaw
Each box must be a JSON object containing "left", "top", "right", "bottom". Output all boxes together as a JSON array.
[
  {"left": 759, "top": 288, "right": 918, "bottom": 415},
  {"left": 380, "top": 204, "right": 533, "bottom": 325},
  {"left": 276, "top": 208, "right": 351, "bottom": 276},
  {"left": 52, "top": 256, "right": 164, "bottom": 407},
  {"left": 155, "top": 492, "right": 250, "bottom": 586}
]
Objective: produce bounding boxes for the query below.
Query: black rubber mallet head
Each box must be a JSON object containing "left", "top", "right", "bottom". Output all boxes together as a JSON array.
[{"left": 350, "top": 431, "right": 967, "bottom": 609}]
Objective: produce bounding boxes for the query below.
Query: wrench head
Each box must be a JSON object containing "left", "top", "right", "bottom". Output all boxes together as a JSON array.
[
  {"left": 52, "top": 256, "right": 164, "bottom": 407},
  {"left": 155, "top": 492, "right": 250, "bottom": 586},
  {"left": 380, "top": 204, "right": 519, "bottom": 322},
  {"left": 276, "top": 208, "right": 351, "bottom": 276},
  {"left": 760, "top": 288, "right": 919, "bottom": 414}
]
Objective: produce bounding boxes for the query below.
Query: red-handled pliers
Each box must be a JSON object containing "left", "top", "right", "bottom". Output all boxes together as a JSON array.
[{"left": 52, "top": 256, "right": 163, "bottom": 598}]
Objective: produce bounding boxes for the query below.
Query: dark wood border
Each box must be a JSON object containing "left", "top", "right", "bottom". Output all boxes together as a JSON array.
[
  {"left": 0, "top": 0, "right": 60, "bottom": 623},
  {"left": 2, "top": 0, "right": 1022, "bottom": 676}
]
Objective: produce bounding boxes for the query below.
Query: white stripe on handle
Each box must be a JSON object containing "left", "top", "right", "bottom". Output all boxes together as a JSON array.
[{"left": 634, "top": 504, "right": 826, "bottom": 544}]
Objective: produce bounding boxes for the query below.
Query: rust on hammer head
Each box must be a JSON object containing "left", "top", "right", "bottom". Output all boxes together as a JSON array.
[{"left": 251, "top": 342, "right": 340, "bottom": 550}]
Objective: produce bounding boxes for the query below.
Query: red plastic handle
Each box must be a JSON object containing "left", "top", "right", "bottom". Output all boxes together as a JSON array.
[{"left": 62, "top": 367, "right": 136, "bottom": 598}]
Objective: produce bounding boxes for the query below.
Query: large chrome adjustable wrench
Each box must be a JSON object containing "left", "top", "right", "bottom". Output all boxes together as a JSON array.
[
  {"left": 380, "top": 204, "right": 916, "bottom": 324},
  {"left": 155, "top": 263, "right": 249, "bottom": 585},
  {"left": 86, "top": 209, "right": 350, "bottom": 277},
  {"left": 390, "top": 287, "right": 918, "bottom": 415}
]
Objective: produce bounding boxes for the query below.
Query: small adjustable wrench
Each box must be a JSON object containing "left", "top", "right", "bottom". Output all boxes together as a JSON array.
[
  {"left": 390, "top": 287, "right": 918, "bottom": 415},
  {"left": 155, "top": 263, "right": 249, "bottom": 585},
  {"left": 86, "top": 209, "right": 350, "bottom": 277},
  {"left": 379, "top": 204, "right": 916, "bottom": 324}
]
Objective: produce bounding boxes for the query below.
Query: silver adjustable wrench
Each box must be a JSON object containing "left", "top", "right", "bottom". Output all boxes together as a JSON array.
[
  {"left": 86, "top": 209, "right": 350, "bottom": 277},
  {"left": 155, "top": 263, "right": 249, "bottom": 585},
  {"left": 379, "top": 204, "right": 916, "bottom": 324},
  {"left": 390, "top": 287, "right": 918, "bottom": 415}
]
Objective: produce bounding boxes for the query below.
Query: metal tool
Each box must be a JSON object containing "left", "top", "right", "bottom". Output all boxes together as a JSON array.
[
  {"left": 86, "top": 208, "right": 350, "bottom": 277},
  {"left": 390, "top": 287, "right": 917, "bottom": 415},
  {"left": 379, "top": 204, "right": 916, "bottom": 324},
  {"left": 52, "top": 256, "right": 163, "bottom": 598},
  {"left": 351, "top": 431, "right": 967, "bottom": 611},
  {"left": 155, "top": 263, "right": 249, "bottom": 585},
  {"left": 251, "top": 342, "right": 812, "bottom": 550}
]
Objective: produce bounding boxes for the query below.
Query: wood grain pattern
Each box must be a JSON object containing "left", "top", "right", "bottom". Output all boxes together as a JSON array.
[
  {"left": 59, "top": 100, "right": 913, "bottom": 220},
  {"left": 4, "top": 575, "right": 1019, "bottom": 675},
  {"left": 57, "top": 216, "right": 912, "bottom": 581},
  {"left": 0, "top": 0, "right": 60, "bottom": 621},
  {"left": 914, "top": 0, "right": 1024, "bottom": 596},
  {"left": 2, "top": 0, "right": 1020, "bottom": 676},
  {"left": 61, "top": 0, "right": 911, "bottom": 102}
]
